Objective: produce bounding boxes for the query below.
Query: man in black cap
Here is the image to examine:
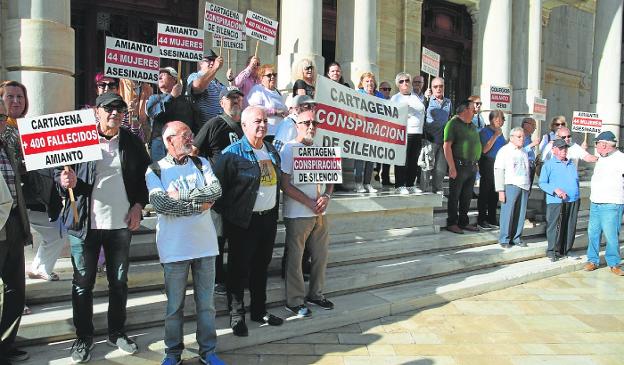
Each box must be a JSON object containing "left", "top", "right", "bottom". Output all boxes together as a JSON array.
[
  {"left": 187, "top": 50, "right": 225, "bottom": 126},
  {"left": 57, "top": 92, "right": 151, "bottom": 363}
]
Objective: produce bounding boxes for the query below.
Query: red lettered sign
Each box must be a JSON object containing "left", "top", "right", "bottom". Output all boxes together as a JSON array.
[
  {"left": 157, "top": 23, "right": 204, "bottom": 62},
  {"left": 245, "top": 10, "right": 279, "bottom": 45}
]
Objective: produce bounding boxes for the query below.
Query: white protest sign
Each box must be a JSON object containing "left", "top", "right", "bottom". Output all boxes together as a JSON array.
[
  {"left": 313, "top": 76, "right": 408, "bottom": 166},
  {"left": 204, "top": 2, "right": 244, "bottom": 41},
  {"left": 489, "top": 85, "right": 512, "bottom": 113},
  {"left": 245, "top": 10, "right": 278, "bottom": 45},
  {"left": 212, "top": 33, "right": 247, "bottom": 51},
  {"left": 572, "top": 111, "right": 602, "bottom": 134},
  {"left": 157, "top": 23, "right": 204, "bottom": 62},
  {"left": 293, "top": 147, "right": 342, "bottom": 184},
  {"left": 17, "top": 110, "right": 102, "bottom": 171},
  {"left": 421, "top": 47, "right": 440, "bottom": 77},
  {"left": 105, "top": 36, "right": 159, "bottom": 83},
  {"left": 533, "top": 97, "right": 547, "bottom": 121}
]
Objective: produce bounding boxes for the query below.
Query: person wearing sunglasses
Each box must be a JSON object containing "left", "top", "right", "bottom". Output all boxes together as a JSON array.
[
  {"left": 246, "top": 64, "right": 288, "bottom": 143},
  {"left": 292, "top": 58, "right": 316, "bottom": 97},
  {"left": 424, "top": 77, "right": 452, "bottom": 194},
  {"left": 375, "top": 81, "right": 393, "bottom": 187},
  {"left": 538, "top": 115, "right": 566, "bottom": 156},
  {"left": 57, "top": 92, "right": 151, "bottom": 363},
  {"left": 541, "top": 126, "right": 598, "bottom": 167},
  {"left": 390, "top": 72, "right": 425, "bottom": 195},
  {"left": 468, "top": 95, "right": 485, "bottom": 131}
]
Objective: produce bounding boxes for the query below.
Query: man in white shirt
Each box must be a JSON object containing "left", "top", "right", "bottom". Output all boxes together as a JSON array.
[
  {"left": 280, "top": 110, "right": 334, "bottom": 317},
  {"left": 584, "top": 131, "right": 624, "bottom": 276},
  {"left": 541, "top": 126, "right": 598, "bottom": 166}
]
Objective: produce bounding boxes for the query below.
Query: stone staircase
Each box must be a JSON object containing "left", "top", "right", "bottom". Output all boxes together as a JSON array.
[{"left": 18, "top": 185, "right": 622, "bottom": 364}]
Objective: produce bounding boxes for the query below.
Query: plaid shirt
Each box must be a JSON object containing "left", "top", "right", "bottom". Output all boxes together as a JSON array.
[{"left": 0, "top": 143, "right": 17, "bottom": 208}]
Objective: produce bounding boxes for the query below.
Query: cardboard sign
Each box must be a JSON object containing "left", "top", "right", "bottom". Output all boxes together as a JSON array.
[
  {"left": 489, "top": 85, "right": 512, "bottom": 113},
  {"left": 104, "top": 36, "right": 159, "bottom": 83},
  {"left": 212, "top": 33, "right": 247, "bottom": 51},
  {"left": 313, "top": 76, "right": 408, "bottom": 166},
  {"left": 204, "top": 2, "right": 244, "bottom": 41},
  {"left": 293, "top": 147, "right": 342, "bottom": 184},
  {"left": 17, "top": 110, "right": 102, "bottom": 171},
  {"left": 572, "top": 111, "right": 602, "bottom": 134},
  {"left": 421, "top": 47, "right": 440, "bottom": 77},
  {"left": 157, "top": 23, "right": 204, "bottom": 62},
  {"left": 533, "top": 97, "right": 547, "bottom": 121},
  {"left": 245, "top": 10, "right": 278, "bottom": 45}
]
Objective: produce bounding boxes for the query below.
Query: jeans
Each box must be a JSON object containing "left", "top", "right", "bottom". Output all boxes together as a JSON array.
[
  {"left": 587, "top": 203, "right": 624, "bottom": 267},
  {"left": 163, "top": 256, "right": 217, "bottom": 358},
  {"left": 69, "top": 228, "right": 131, "bottom": 339},
  {"left": 354, "top": 160, "right": 374, "bottom": 185},
  {"left": 545, "top": 201, "right": 580, "bottom": 258},
  {"left": 431, "top": 143, "right": 447, "bottom": 192},
  {"left": 498, "top": 185, "right": 528, "bottom": 245},
  {"left": 477, "top": 157, "right": 498, "bottom": 225},
  {"left": 447, "top": 162, "right": 477, "bottom": 226},
  {"left": 150, "top": 137, "right": 166, "bottom": 162}
]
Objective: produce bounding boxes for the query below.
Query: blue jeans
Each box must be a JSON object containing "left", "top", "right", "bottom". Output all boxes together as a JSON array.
[
  {"left": 353, "top": 160, "right": 374, "bottom": 185},
  {"left": 498, "top": 185, "right": 528, "bottom": 245},
  {"left": 150, "top": 137, "right": 166, "bottom": 162},
  {"left": 587, "top": 203, "right": 624, "bottom": 267},
  {"left": 69, "top": 228, "right": 131, "bottom": 339},
  {"left": 163, "top": 256, "right": 217, "bottom": 358}
]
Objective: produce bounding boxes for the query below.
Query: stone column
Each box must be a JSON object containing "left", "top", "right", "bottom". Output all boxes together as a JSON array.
[
  {"left": 477, "top": 0, "right": 512, "bottom": 136},
  {"left": 511, "top": 0, "right": 542, "bottom": 129},
  {"left": 335, "top": 0, "right": 355, "bottom": 84},
  {"left": 276, "top": 0, "right": 324, "bottom": 91},
  {"left": 590, "top": 0, "right": 623, "bottom": 144},
  {"left": 0, "top": 0, "right": 5, "bottom": 80},
  {"left": 401, "top": 0, "right": 423, "bottom": 77},
  {"left": 3, "top": 0, "right": 75, "bottom": 115},
  {"left": 467, "top": 5, "right": 481, "bottom": 95}
]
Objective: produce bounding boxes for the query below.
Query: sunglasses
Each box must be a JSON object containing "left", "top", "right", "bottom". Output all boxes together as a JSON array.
[
  {"left": 398, "top": 79, "right": 410, "bottom": 84},
  {"left": 263, "top": 73, "right": 277, "bottom": 78},
  {"left": 304, "top": 66, "right": 314, "bottom": 71},
  {"left": 97, "top": 82, "right": 119, "bottom": 89},
  {"left": 559, "top": 135, "right": 571, "bottom": 139},
  {"left": 0, "top": 114, "right": 7, "bottom": 122},
  {"left": 555, "top": 123, "right": 566, "bottom": 126},
  {"left": 297, "top": 120, "right": 320, "bottom": 127},
  {"left": 101, "top": 105, "right": 127, "bottom": 114},
  {"left": 380, "top": 87, "right": 391, "bottom": 91},
  {"left": 474, "top": 102, "right": 482, "bottom": 106}
]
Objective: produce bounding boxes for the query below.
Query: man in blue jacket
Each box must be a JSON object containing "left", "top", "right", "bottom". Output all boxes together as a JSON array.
[{"left": 57, "top": 93, "right": 150, "bottom": 363}]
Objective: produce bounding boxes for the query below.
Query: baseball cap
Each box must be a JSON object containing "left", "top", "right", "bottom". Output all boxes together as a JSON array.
[
  {"left": 288, "top": 95, "right": 317, "bottom": 108},
  {"left": 95, "top": 92, "right": 127, "bottom": 108},
  {"left": 203, "top": 49, "right": 218, "bottom": 60},
  {"left": 552, "top": 138, "right": 569, "bottom": 149},
  {"left": 94, "top": 72, "right": 119, "bottom": 84},
  {"left": 596, "top": 131, "right": 617, "bottom": 143},
  {"left": 159, "top": 66, "right": 178, "bottom": 79},
  {"left": 219, "top": 86, "right": 244, "bottom": 99}
]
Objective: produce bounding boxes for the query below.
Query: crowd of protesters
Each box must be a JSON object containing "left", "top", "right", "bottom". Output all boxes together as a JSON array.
[{"left": 0, "top": 47, "right": 622, "bottom": 365}]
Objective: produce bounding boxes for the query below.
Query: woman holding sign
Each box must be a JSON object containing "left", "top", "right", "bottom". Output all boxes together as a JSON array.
[{"left": 246, "top": 64, "right": 288, "bottom": 143}]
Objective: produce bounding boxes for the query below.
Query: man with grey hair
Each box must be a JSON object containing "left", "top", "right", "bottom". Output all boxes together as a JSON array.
[
  {"left": 390, "top": 72, "right": 425, "bottom": 194},
  {"left": 584, "top": 131, "right": 624, "bottom": 276},
  {"left": 542, "top": 126, "right": 598, "bottom": 166},
  {"left": 424, "top": 77, "right": 452, "bottom": 193},
  {"left": 494, "top": 127, "right": 530, "bottom": 248}
]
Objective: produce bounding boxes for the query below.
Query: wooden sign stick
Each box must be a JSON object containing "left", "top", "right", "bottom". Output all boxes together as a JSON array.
[
  {"left": 177, "top": 60, "right": 182, "bottom": 82},
  {"left": 219, "top": 35, "right": 223, "bottom": 56},
  {"left": 255, "top": 40, "right": 259, "bottom": 57},
  {"left": 64, "top": 166, "right": 79, "bottom": 224}
]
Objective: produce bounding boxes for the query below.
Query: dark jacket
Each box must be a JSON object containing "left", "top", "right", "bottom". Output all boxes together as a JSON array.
[
  {"left": 55, "top": 128, "right": 150, "bottom": 239},
  {"left": 0, "top": 141, "right": 32, "bottom": 245},
  {"left": 213, "top": 136, "right": 281, "bottom": 229}
]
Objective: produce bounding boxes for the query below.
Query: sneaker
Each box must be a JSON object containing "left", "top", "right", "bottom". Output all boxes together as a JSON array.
[
  {"left": 214, "top": 283, "right": 226, "bottom": 296},
  {"left": 515, "top": 241, "right": 528, "bottom": 248},
  {"left": 107, "top": 334, "right": 138, "bottom": 354},
  {"left": 230, "top": 318, "right": 248, "bottom": 337},
  {"left": 408, "top": 186, "right": 422, "bottom": 194},
  {"left": 477, "top": 222, "right": 492, "bottom": 230},
  {"left": 161, "top": 356, "right": 182, "bottom": 365},
  {"left": 354, "top": 184, "right": 366, "bottom": 193},
  {"left": 305, "top": 297, "right": 334, "bottom": 310},
  {"left": 395, "top": 187, "right": 410, "bottom": 195},
  {"left": 70, "top": 337, "right": 94, "bottom": 363},
  {"left": 435, "top": 190, "right": 444, "bottom": 195},
  {"left": 5, "top": 348, "right": 28, "bottom": 362},
  {"left": 285, "top": 304, "right": 312, "bottom": 317},
  {"left": 200, "top": 353, "right": 226, "bottom": 365},
  {"left": 487, "top": 222, "right": 499, "bottom": 229},
  {"left": 364, "top": 184, "right": 377, "bottom": 193},
  {"left": 251, "top": 313, "right": 283, "bottom": 326}
]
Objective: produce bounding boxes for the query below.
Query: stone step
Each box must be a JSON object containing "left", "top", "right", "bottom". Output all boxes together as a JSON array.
[
  {"left": 18, "top": 221, "right": 614, "bottom": 346},
  {"left": 19, "top": 250, "right": 602, "bottom": 365}
]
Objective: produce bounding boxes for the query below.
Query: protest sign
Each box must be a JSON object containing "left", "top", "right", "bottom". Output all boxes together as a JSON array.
[
  {"left": 572, "top": 111, "right": 602, "bottom": 134},
  {"left": 533, "top": 97, "right": 547, "bottom": 121},
  {"left": 421, "top": 47, "right": 440, "bottom": 77},
  {"left": 104, "top": 36, "right": 159, "bottom": 83},
  {"left": 157, "top": 23, "right": 204, "bottom": 62},
  {"left": 213, "top": 33, "right": 247, "bottom": 51},
  {"left": 245, "top": 10, "right": 278, "bottom": 45},
  {"left": 17, "top": 110, "right": 102, "bottom": 171},
  {"left": 292, "top": 147, "right": 342, "bottom": 184},
  {"left": 204, "top": 2, "right": 244, "bottom": 41},
  {"left": 313, "top": 76, "right": 408, "bottom": 166},
  {"left": 489, "top": 85, "right": 512, "bottom": 113}
]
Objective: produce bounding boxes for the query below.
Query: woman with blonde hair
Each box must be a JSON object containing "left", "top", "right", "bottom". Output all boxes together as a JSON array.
[
  {"left": 292, "top": 58, "right": 316, "bottom": 97},
  {"left": 539, "top": 115, "right": 566, "bottom": 155}
]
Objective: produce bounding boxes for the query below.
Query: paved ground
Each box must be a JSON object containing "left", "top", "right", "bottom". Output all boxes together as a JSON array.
[{"left": 216, "top": 267, "right": 624, "bottom": 365}]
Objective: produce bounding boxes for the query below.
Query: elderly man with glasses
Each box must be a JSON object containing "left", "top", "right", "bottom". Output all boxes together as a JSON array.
[
  {"left": 424, "top": 77, "right": 452, "bottom": 194},
  {"left": 541, "top": 126, "right": 598, "bottom": 166},
  {"left": 584, "top": 131, "right": 624, "bottom": 276},
  {"left": 57, "top": 93, "right": 151, "bottom": 363}
]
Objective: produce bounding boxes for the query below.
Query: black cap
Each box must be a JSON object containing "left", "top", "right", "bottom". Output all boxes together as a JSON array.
[
  {"left": 95, "top": 92, "right": 127, "bottom": 108},
  {"left": 203, "top": 49, "right": 218, "bottom": 60},
  {"left": 219, "top": 86, "right": 244, "bottom": 99},
  {"left": 552, "top": 138, "right": 569, "bottom": 149}
]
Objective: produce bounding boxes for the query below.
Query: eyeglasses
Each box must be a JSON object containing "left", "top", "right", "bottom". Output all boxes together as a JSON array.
[
  {"left": 101, "top": 105, "right": 127, "bottom": 114},
  {"left": 559, "top": 135, "right": 571, "bottom": 139},
  {"left": 304, "top": 66, "right": 314, "bottom": 71},
  {"left": 97, "top": 82, "right": 119, "bottom": 90},
  {"left": 511, "top": 134, "right": 524, "bottom": 138},
  {"left": 174, "top": 132, "right": 194, "bottom": 140},
  {"left": 0, "top": 114, "right": 7, "bottom": 122},
  {"left": 297, "top": 120, "right": 320, "bottom": 127},
  {"left": 263, "top": 73, "right": 277, "bottom": 78},
  {"left": 380, "top": 87, "right": 391, "bottom": 91},
  {"left": 474, "top": 102, "right": 482, "bottom": 106},
  {"left": 432, "top": 84, "right": 444, "bottom": 89},
  {"left": 398, "top": 79, "right": 410, "bottom": 84},
  {"left": 554, "top": 123, "right": 566, "bottom": 126}
]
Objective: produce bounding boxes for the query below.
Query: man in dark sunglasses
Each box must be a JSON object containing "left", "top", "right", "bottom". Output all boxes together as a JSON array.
[{"left": 542, "top": 126, "right": 597, "bottom": 167}]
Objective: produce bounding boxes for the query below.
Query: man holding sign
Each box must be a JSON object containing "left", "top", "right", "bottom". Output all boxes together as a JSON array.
[
  {"left": 280, "top": 109, "right": 335, "bottom": 318},
  {"left": 188, "top": 50, "right": 225, "bottom": 126},
  {"left": 57, "top": 93, "right": 151, "bottom": 363}
]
